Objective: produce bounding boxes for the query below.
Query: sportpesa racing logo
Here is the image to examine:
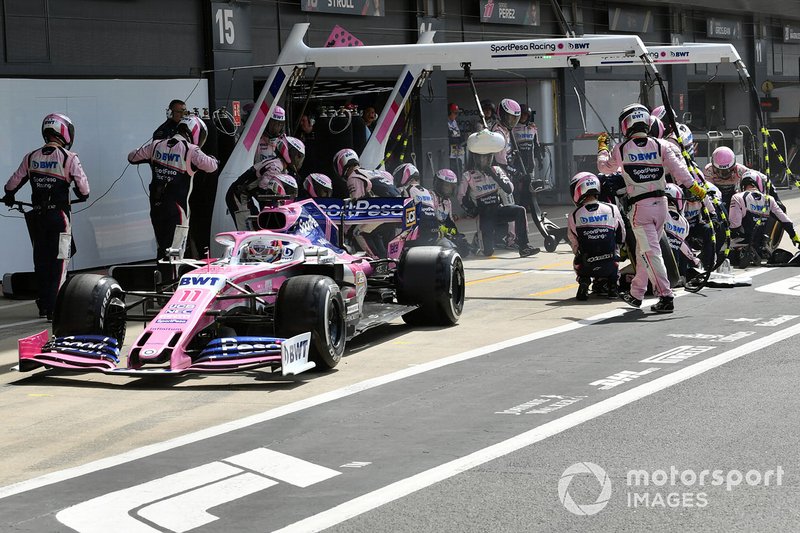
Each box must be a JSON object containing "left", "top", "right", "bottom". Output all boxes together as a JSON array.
[{"left": 489, "top": 41, "right": 591, "bottom": 54}]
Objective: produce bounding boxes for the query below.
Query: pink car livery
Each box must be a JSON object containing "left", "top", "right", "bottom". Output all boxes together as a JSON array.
[{"left": 18, "top": 198, "right": 465, "bottom": 378}]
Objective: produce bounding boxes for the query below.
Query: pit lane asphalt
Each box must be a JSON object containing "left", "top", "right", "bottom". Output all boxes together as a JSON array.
[{"left": 1, "top": 192, "right": 800, "bottom": 532}]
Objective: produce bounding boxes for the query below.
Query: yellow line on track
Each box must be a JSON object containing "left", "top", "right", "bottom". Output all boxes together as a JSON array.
[{"left": 529, "top": 283, "right": 578, "bottom": 297}]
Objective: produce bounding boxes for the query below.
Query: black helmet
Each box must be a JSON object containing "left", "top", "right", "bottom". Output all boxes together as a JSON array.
[
  {"left": 519, "top": 104, "right": 533, "bottom": 125},
  {"left": 480, "top": 99, "right": 496, "bottom": 119}
]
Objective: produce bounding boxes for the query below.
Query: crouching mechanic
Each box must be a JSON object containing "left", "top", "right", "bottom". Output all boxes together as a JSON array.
[
  {"left": 597, "top": 103, "right": 707, "bottom": 313},
  {"left": 568, "top": 172, "right": 625, "bottom": 300},
  {"left": 3, "top": 113, "right": 90, "bottom": 320},
  {"left": 128, "top": 115, "right": 218, "bottom": 260},
  {"left": 394, "top": 163, "right": 440, "bottom": 244},
  {"left": 433, "top": 169, "right": 471, "bottom": 256},
  {"left": 664, "top": 184, "right": 704, "bottom": 281},
  {"left": 458, "top": 131, "right": 539, "bottom": 257},
  {"left": 728, "top": 170, "right": 800, "bottom": 264}
]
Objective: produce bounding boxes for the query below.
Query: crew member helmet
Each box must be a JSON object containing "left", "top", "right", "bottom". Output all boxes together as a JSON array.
[
  {"left": 276, "top": 136, "right": 305, "bottom": 170},
  {"left": 570, "top": 172, "right": 601, "bottom": 205},
  {"left": 619, "top": 103, "right": 651, "bottom": 138},
  {"left": 42, "top": 113, "right": 75, "bottom": 150},
  {"left": 711, "top": 146, "right": 736, "bottom": 178},
  {"left": 393, "top": 163, "right": 420, "bottom": 188},
  {"left": 303, "top": 173, "right": 333, "bottom": 198},
  {"left": 665, "top": 183, "right": 684, "bottom": 212},
  {"left": 177, "top": 115, "right": 208, "bottom": 147},
  {"left": 434, "top": 168, "right": 458, "bottom": 197},
  {"left": 740, "top": 169, "right": 765, "bottom": 193},
  {"left": 333, "top": 148, "right": 359, "bottom": 178},
  {"left": 267, "top": 106, "right": 286, "bottom": 137},
  {"left": 265, "top": 173, "right": 298, "bottom": 198},
  {"left": 499, "top": 98, "right": 522, "bottom": 129}
]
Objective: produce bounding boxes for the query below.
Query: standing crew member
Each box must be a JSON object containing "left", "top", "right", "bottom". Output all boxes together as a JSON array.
[
  {"left": 255, "top": 106, "right": 286, "bottom": 163},
  {"left": 153, "top": 99, "right": 188, "bottom": 140},
  {"left": 3, "top": 114, "right": 90, "bottom": 320},
  {"left": 128, "top": 115, "right": 218, "bottom": 260},
  {"left": 597, "top": 103, "right": 706, "bottom": 313}
]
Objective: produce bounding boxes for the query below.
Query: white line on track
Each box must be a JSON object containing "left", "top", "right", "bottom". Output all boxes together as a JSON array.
[
  {"left": 274, "top": 320, "right": 800, "bottom": 533},
  {"left": 0, "top": 300, "right": 36, "bottom": 310},
  {"left": 0, "top": 268, "right": 774, "bottom": 500},
  {"left": 0, "top": 318, "right": 45, "bottom": 331}
]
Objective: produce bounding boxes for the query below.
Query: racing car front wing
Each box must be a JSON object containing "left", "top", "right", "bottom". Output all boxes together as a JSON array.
[{"left": 18, "top": 331, "right": 315, "bottom": 377}]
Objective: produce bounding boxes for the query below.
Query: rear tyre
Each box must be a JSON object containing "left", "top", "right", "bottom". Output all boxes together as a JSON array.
[
  {"left": 52, "top": 274, "right": 126, "bottom": 344},
  {"left": 397, "top": 246, "right": 465, "bottom": 326},
  {"left": 275, "top": 275, "right": 346, "bottom": 370}
]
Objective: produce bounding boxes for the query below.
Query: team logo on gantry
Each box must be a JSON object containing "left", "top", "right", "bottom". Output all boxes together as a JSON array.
[{"left": 558, "top": 462, "right": 612, "bottom": 516}]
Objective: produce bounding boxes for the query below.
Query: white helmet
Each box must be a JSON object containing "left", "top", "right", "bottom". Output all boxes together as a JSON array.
[
  {"left": 178, "top": 115, "right": 208, "bottom": 147},
  {"left": 243, "top": 239, "right": 283, "bottom": 263},
  {"left": 267, "top": 106, "right": 286, "bottom": 137},
  {"left": 303, "top": 173, "right": 333, "bottom": 198},
  {"left": 265, "top": 174, "right": 298, "bottom": 198},
  {"left": 276, "top": 136, "right": 305, "bottom": 170},
  {"left": 665, "top": 183, "right": 684, "bottom": 212},
  {"left": 42, "top": 113, "right": 75, "bottom": 149},
  {"left": 333, "top": 148, "right": 359, "bottom": 178},
  {"left": 619, "top": 103, "right": 650, "bottom": 137}
]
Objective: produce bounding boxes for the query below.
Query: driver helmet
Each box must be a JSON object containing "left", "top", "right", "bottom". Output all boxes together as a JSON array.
[
  {"left": 619, "top": 103, "right": 650, "bottom": 138},
  {"left": 333, "top": 148, "right": 359, "bottom": 178},
  {"left": 42, "top": 113, "right": 75, "bottom": 150},
  {"left": 434, "top": 168, "right": 458, "bottom": 197},
  {"left": 665, "top": 183, "right": 684, "bottom": 212},
  {"left": 267, "top": 106, "right": 286, "bottom": 137},
  {"left": 177, "top": 115, "right": 208, "bottom": 147},
  {"left": 711, "top": 146, "right": 736, "bottom": 178},
  {"left": 571, "top": 172, "right": 601, "bottom": 206},
  {"left": 303, "top": 173, "right": 333, "bottom": 198},
  {"left": 677, "top": 123, "right": 694, "bottom": 157},
  {"left": 265, "top": 173, "right": 298, "bottom": 198},
  {"left": 648, "top": 115, "right": 665, "bottom": 139},
  {"left": 276, "top": 136, "right": 305, "bottom": 170},
  {"left": 740, "top": 169, "right": 765, "bottom": 193},
  {"left": 243, "top": 239, "right": 283, "bottom": 263},
  {"left": 393, "top": 163, "right": 420, "bottom": 188},
  {"left": 499, "top": 98, "right": 522, "bottom": 130}
]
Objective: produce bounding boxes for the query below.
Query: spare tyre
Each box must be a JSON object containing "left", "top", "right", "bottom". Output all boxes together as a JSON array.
[{"left": 396, "top": 246, "right": 465, "bottom": 326}]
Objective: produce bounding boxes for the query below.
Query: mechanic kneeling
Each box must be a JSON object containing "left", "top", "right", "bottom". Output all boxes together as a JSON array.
[{"left": 457, "top": 131, "right": 539, "bottom": 258}]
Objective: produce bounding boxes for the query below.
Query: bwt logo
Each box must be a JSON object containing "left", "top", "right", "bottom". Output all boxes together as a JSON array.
[
  {"left": 666, "top": 223, "right": 686, "bottom": 234},
  {"left": 628, "top": 152, "right": 658, "bottom": 162},
  {"left": 569, "top": 42, "right": 590, "bottom": 50},
  {"left": 580, "top": 214, "right": 609, "bottom": 224},
  {"left": 155, "top": 150, "right": 181, "bottom": 163},
  {"left": 284, "top": 339, "right": 309, "bottom": 363},
  {"left": 179, "top": 276, "right": 220, "bottom": 286},
  {"left": 671, "top": 51, "right": 690, "bottom": 58},
  {"left": 32, "top": 161, "right": 58, "bottom": 170}
]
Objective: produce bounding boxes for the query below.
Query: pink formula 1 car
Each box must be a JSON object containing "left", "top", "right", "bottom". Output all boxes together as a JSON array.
[{"left": 17, "top": 199, "right": 465, "bottom": 377}]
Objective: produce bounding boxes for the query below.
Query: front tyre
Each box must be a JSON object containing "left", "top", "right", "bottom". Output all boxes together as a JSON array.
[
  {"left": 275, "top": 275, "right": 346, "bottom": 370},
  {"left": 52, "top": 274, "right": 126, "bottom": 344},
  {"left": 397, "top": 246, "right": 465, "bottom": 326}
]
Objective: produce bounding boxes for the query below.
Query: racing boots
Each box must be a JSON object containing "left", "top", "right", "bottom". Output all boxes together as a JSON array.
[
  {"left": 519, "top": 246, "right": 540, "bottom": 258},
  {"left": 650, "top": 296, "right": 674, "bottom": 314},
  {"left": 575, "top": 281, "right": 590, "bottom": 301},
  {"left": 620, "top": 292, "right": 642, "bottom": 308}
]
